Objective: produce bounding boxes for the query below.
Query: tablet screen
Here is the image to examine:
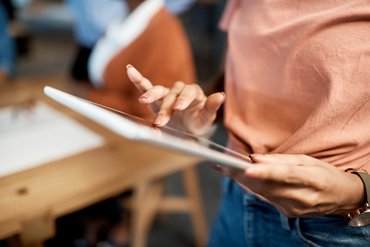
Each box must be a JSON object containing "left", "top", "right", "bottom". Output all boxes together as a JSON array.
[
  {"left": 44, "top": 86, "right": 252, "bottom": 169},
  {"left": 89, "top": 100, "right": 252, "bottom": 165}
]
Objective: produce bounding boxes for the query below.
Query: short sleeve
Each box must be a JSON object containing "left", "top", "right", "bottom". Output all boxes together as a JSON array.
[{"left": 219, "top": 0, "right": 240, "bottom": 31}]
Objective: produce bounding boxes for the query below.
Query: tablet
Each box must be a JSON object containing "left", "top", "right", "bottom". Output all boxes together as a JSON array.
[{"left": 44, "top": 86, "right": 252, "bottom": 169}]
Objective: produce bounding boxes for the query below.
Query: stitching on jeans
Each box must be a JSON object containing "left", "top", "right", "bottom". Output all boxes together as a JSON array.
[
  {"left": 243, "top": 190, "right": 250, "bottom": 244},
  {"left": 295, "top": 218, "right": 321, "bottom": 247},
  {"left": 243, "top": 192, "right": 255, "bottom": 245}
]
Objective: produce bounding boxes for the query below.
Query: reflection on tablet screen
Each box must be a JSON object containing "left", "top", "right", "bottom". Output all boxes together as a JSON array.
[{"left": 85, "top": 99, "right": 252, "bottom": 165}]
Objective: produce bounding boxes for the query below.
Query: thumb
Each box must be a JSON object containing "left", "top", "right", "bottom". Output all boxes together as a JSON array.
[
  {"left": 202, "top": 92, "right": 225, "bottom": 121},
  {"left": 190, "top": 92, "right": 224, "bottom": 135}
]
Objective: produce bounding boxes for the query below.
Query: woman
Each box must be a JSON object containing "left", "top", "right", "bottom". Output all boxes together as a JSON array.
[{"left": 126, "top": 0, "right": 370, "bottom": 246}]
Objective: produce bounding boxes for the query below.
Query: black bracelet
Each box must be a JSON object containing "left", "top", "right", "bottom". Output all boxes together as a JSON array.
[{"left": 345, "top": 168, "right": 370, "bottom": 227}]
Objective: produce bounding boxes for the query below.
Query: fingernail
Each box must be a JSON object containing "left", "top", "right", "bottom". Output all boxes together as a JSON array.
[
  {"left": 209, "top": 162, "right": 222, "bottom": 171},
  {"left": 127, "top": 66, "right": 141, "bottom": 82},
  {"left": 249, "top": 154, "right": 256, "bottom": 162},
  {"left": 174, "top": 100, "right": 183, "bottom": 110},
  {"left": 154, "top": 114, "right": 163, "bottom": 125},
  {"left": 139, "top": 94, "right": 148, "bottom": 101},
  {"left": 245, "top": 166, "right": 258, "bottom": 176},
  {"left": 249, "top": 153, "right": 264, "bottom": 161},
  {"left": 219, "top": 92, "right": 226, "bottom": 98}
]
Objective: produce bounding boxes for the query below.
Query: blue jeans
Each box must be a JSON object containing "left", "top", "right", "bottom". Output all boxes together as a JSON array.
[{"left": 208, "top": 178, "right": 370, "bottom": 247}]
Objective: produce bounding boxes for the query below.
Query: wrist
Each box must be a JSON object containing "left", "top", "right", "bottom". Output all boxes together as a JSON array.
[
  {"left": 344, "top": 172, "right": 366, "bottom": 210},
  {"left": 332, "top": 172, "right": 365, "bottom": 216},
  {"left": 343, "top": 168, "right": 370, "bottom": 226}
]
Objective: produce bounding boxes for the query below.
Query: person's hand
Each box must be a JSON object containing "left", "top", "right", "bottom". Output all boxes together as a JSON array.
[
  {"left": 126, "top": 64, "right": 225, "bottom": 135},
  {"left": 221, "top": 153, "right": 365, "bottom": 217}
]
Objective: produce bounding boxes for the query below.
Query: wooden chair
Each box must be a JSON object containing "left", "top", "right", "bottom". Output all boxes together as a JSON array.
[{"left": 128, "top": 165, "right": 208, "bottom": 247}]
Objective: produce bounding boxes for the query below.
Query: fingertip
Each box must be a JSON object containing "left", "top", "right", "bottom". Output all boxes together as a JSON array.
[
  {"left": 249, "top": 154, "right": 259, "bottom": 162},
  {"left": 126, "top": 65, "right": 141, "bottom": 82},
  {"left": 173, "top": 100, "right": 184, "bottom": 110},
  {"left": 219, "top": 91, "right": 226, "bottom": 101},
  {"left": 138, "top": 94, "right": 149, "bottom": 103},
  {"left": 154, "top": 114, "right": 170, "bottom": 127},
  {"left": 210, "top": 92, "right": 226, "bottom": 104},
  {"left": 244, "top": 166, "right": 261, "bottom": 178},
  {"left": 153, "top": 115, "right": 163, "bottom": 126},
  {"left": 206, "top": 92, "right": 226, "bottom": 113},
  {"left": 249, "top": 153, "right": 265, "bottom": 162},
  {"left": 244, "top": 165, "right": 267, "bottom": 179}
]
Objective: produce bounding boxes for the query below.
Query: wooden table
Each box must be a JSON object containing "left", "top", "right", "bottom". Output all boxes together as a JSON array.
[{"left": 0, "top": 80, "right": 207, "bottom": 247}]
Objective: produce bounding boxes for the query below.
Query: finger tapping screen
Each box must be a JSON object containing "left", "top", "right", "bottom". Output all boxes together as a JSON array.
[{"left": 44, "top": 86, "right": 252, "bottom": 170}]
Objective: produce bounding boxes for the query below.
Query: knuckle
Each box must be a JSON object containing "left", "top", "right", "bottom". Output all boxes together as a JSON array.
[
  {"left": 193, "top": 83, "right": 202, "bottom": 90},
  {"left": 158, "top": 109, "right": 170, "bottom": 116},
  {"left": 182, "top": 84, "right": 195, "bottom": 93},
  {"left": 192, "top": 84, "right": 204, "bottom": 94},
  {"left": 301, "top": 195, "right": 318, "bottom": 209},
  {"left": 165, "top": 92, "right": 178, "bottom": 100},
  {"left": 195, "top": 93, "right": 205, "bottom": 103},
  {"left": 282, "top": 167, "right": 299, "bottom": 184},
  {"left": 158, "top": 104, "right": 170, "bottom": 112},
  {"left": 294, "top": 192, "right": 320, "bottom": 210},
  {"left": 260, "top": 168, "right": 273, "bottom": 180},
  {"left": 283, "top": 175, "right": 299, "bottom": 184},
  {"left": 152, "top": 85, "right": 163, "bottom": 91},
  {"left": 157, "top": 86, "right": 168, "bottom": 95},
  {"left": 174, "top": 81, "right": 185, "bottom": 88}
]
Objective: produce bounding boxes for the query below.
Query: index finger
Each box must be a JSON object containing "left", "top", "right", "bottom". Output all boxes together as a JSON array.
[
  {"left": 245, "top": 163, "right": 292, "bottom": 180},
  {"left": 244, "top": 163, "right": 308, "bottom": 185},
  {"left": 126, "top": 64, "right": 153, "bottom": 92}
]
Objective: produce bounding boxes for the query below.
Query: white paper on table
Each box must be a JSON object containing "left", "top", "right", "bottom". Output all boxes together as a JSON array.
[{"left": 0, "top": 101, "right": 104, "bottom": 177}]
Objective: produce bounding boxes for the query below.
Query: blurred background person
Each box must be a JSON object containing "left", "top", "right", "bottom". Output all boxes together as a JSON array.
[
  {"left": 66, "top": 0, "right": 128, "bottom": 82},
  {"left": 165, "top": 0, "right": 195, "bottom": 15},
  {"left": 0, "top": 0, "right": 16, "bottom": 86},
  {"left": 88, "top": 0, "right": 195, "bottom": 117},
  {"left": 65, "top": 0, "right": 196, "bottom": 85}
]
